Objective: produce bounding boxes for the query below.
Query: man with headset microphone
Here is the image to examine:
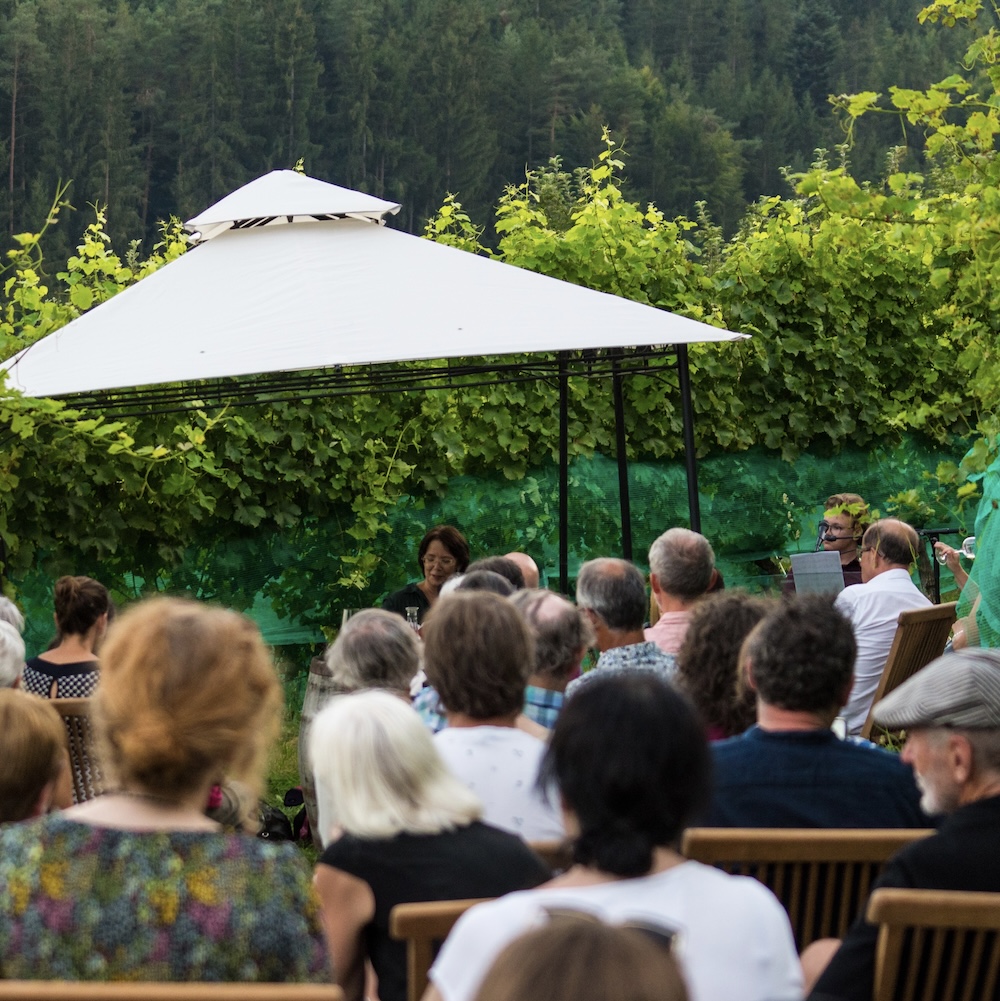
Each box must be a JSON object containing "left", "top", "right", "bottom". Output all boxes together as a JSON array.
[{"left": 784, "top": 492, "right": 870, "bottom": 594}]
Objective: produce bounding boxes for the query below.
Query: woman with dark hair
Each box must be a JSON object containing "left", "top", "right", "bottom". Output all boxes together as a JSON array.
[
  {"left": 23, "top": 575, "right": 110, "bottom": 698},
  {"left": 383, "top": 525, "right": 470, "bottom": 625},
  {"left": 675, "top": 590, "right": 775, "bottom": 741},
  {"left": 426, "top": 674, "right": 802, "bottom": 1001}
]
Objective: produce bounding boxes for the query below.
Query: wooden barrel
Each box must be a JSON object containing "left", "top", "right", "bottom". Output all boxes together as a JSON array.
[{"left": 297, "top": 655, "right": 349, "bottom": 848}]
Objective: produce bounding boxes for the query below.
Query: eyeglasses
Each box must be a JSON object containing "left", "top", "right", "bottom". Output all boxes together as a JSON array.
[
  {"left": 819, "top": 521, "right": 856, "bottom": 538},
  {"left": 422, "top": 555, "right": 456, "bottom": 568},
  {"left": 860, "top": 546, "right": 877, "bottom": 556}
]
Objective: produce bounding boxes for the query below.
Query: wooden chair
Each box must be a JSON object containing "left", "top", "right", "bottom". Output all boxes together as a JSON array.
[
  {"left": 681, "top": 828, "right": 933, "bottom": 950},
  {"left": 0, "top": 984, "right": 344, "bottom": 1000},
  {"left": 868, "top": 888, "right": 1000, "bottom": 1001},
  {"left": 51, "top": 697, "right": 104, "bottom": 803},
  {"left": 389, "top": 898, "right": 491, "bottom": 1001},
  {"left": 860, "top": 602, "right": 957, "bottom": 741},
  {"left": 528, "top": 839, "right": 573, "bottom": 873}
]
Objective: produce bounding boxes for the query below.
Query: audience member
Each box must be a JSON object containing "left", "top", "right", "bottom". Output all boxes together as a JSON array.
[
  {"left": 423, "top": 591, "right": 564, "bottom": 840},
  {"left": 22, "top": 575, "right": 110, "bottom": 698},
  {"left": 326, "top": 608, "right": 421, "bottom": 699},
  {"left": 311, "top": 691, "right": 550, "bottom": 1001},
  {"left": 0, "top": 689, "right": 69, "bottom": 822},
  {"left": 0, "top": 595, "right": 25, "bottom": 634},
  {"left": 0, "top": 597, "right": 329, "bottom": 981},
  {"left": 464, "top": 557, "right": 525, "bottom": 590},
  {"left": 384, "top": 525, "right": 470, "bottom": 625},
  {"left": 455, "top": 570, "right": 516, "bottom": 596},
  {"left": 704, "top": 595, "right": 926, "bottom": 828},
  {"left": 835, "top": 519, "right": 931, "bottom": 734},
  {"left": 0, "top": 619, "right": 26, "bottom": 688},
  {"left": 473, "top": 915, "right": 690, "bottom": 1001},
  {"left": 509, "top": 589, "right": 594, "bottom": 729},
  {"left": 568, "top": 558, "right": 676, "bottom": 695},
  {"left": 806, "top": 649, "right": 1000, "bottom": 1000},
  {"left": 503, "top": 552, "right": 540, "bottom": 589},
  {"left": 645, "top": 529, "right": 716, "bottom": 654},
  {"left": 785, "top": 493, "right": 870, "bottom": 594},
  {"left": 675, "top": 590, "right": 773, "bottom": 740},
  {"left": 427, "top": 674, "right": 802, "bottom": 1001}
]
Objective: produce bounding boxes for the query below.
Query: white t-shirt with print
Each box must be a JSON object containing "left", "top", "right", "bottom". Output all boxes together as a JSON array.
[
  {"left": 433, "top": 726, "right": 564, "bottom": 841},
  {"left": 430, "top": 861, "right": 802, "bottom": 1001}
]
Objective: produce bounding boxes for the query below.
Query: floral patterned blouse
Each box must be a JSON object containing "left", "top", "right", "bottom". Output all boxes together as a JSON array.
[{"left": 0, "top": 815, "right": 330, "bottom": 982}]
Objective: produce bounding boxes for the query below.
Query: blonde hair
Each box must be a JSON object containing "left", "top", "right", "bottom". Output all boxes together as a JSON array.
[
  {"left": 309, "top": 690, "right": 481, "bottom": 844},
  {"left": 0, "top": 620, "right": 25, "bottom": 687},
  {"left": 94, "top": 597, "right": 282, "bottom": 801},
  {"left": 0, "top": 689, "right": 68, "bottom": 822}
]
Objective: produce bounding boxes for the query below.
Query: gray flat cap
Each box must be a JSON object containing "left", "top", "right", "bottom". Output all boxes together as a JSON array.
[{"left": 873, "top": 649, "right": 1000, "bottom": 730}]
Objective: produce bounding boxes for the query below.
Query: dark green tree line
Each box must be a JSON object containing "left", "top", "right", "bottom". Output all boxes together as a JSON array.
[{"left": 0, "top": 0, "right": 985, "bottom": 261}]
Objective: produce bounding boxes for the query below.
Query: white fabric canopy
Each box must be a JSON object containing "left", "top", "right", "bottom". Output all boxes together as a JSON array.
[
  {"left": 186, "top": 169, "right": 400, "bottom": 240},
  {"left": 1, "top": 171, "right": 745, "bottom": 399}
]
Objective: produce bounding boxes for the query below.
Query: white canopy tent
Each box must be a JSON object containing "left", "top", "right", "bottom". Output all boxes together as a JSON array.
[{"left": 1, "top": 170, "right": 746, "bottom": 587}]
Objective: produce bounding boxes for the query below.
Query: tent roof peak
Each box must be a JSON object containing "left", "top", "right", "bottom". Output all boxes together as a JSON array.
[{"left": 185, "top": 170, "right": 400, "bottom": 240}]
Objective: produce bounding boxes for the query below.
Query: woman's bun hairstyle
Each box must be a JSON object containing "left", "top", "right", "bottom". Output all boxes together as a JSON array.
[
  {"left": 53, "top": 576, "right": 110, "bottom": 637},
  {"left": 94, "top": 597, "right": 281, "bottom": 801}
]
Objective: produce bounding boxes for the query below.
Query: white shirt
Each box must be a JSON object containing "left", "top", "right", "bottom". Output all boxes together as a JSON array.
[
  {"left": 835, "top": 568, "right": 932, "bottom": 734},
  {"left": 430, "top": 861, "right": 802, "bottom": 1001},
  {"left": 434, "top": 726, "right": 565, "bottom": 841}
]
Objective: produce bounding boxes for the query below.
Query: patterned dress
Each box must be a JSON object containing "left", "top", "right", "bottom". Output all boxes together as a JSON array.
[
  {"left": 0, "top": 815, "right": 330, "bottom": 982},
  {"left": 22, "top": 657, "right": 99, "bottom": 699}
]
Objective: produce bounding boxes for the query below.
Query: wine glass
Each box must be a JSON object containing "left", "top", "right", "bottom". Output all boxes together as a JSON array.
[{"left": 936, "top": 537, "right": 976, "bottom": 564}]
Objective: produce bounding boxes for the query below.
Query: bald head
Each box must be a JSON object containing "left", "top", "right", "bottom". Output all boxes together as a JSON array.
[
  {"left": 862, "top": 519, "right": 919, "bottom": 571},
  {"left": 510, "top": 589, "right": 594, "bottom": 686},
  {"left": 504, "top": 552, "right": 540, "bottom": 589}
]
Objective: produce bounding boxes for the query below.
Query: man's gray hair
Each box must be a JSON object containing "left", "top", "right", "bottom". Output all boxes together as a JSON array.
[
  {"left": 0, "top": 621, "right": 26, "bottom": 688},
  {"left": 575, "top": 558, "right": 648, "bottom": 632},
  {"left": 0, "top": 597, "right": 24, "bottom": 635},
  {"left": 324, "top": 609, "right": 421, "bottom": 693},
  {"left": 648, "top": 528, "right": 715, "bottom": 601},
  {"left": 962, "top": 729, "right": 1000, "bottom": 775},
  {"left": 510, "top": 589, "right": 595, "bottom": 683}
]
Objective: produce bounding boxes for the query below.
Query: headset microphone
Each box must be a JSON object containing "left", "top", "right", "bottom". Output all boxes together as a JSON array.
[{"left": 815, "top": 524, "right": 826, "bottom": 551}]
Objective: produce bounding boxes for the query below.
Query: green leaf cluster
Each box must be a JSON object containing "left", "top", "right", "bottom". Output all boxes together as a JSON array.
[{"left": 5, "top": 0, "right": 1000, "bottom": 628}]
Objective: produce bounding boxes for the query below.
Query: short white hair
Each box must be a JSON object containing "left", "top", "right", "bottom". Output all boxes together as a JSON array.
[
  {"left": 309, "top": 690, "right": 481, "bottom": 845},
  {"left": 0, "top": 598, "right": 24, "bottom": 635},
  {"left": 0, "top": 621, "right": 26, "bottom": 688},
  {"left": 324, "top": 609, "right": 421, "bottom": 693}
]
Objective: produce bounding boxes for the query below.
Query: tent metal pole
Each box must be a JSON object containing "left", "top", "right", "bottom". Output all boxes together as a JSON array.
[
  {"left": 611, "top": 353, "right": 632, "bottom": 560},
  {"left": 677, "top": 344, "right": 701, "bottom": 533},
  {"left": 559, "top": 352, "right": 569, "bottom": 596}
]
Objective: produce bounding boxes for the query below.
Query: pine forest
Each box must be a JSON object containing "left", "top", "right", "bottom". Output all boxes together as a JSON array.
[{"left": 0, "top": 0, "right": 990, "bottom": 258}]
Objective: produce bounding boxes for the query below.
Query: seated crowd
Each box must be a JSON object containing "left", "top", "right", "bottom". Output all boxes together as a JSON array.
[{"left": 0, "top": 515, "right": 986, "bottom": 1001}]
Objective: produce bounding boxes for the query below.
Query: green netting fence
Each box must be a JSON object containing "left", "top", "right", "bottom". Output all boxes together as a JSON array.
[{"left": 12, "top": 433, "right": 974, "bottom": 671}]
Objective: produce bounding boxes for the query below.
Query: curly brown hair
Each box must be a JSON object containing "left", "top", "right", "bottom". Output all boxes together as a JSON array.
[{"left": 675, "top": 591, "right": 775, "bottom": 739}]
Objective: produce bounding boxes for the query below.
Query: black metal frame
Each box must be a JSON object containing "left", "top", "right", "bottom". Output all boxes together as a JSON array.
[{"left": 31, "top": 344, "right": 702, "bottom": 597}]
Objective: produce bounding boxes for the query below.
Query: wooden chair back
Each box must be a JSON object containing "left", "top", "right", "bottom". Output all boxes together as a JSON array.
[
  {"left": 389, "top": 898, "right": 491, "bottom": 1001},
  {"left": 51, "top": 697, "right": 104, "bottom": 803},
  {"left": 681, "top": 827, "right": 933, "bottom": 950},
  {"left": 869, "top": 888, "right": 1000, "bottom": 1001},
  {"left": 0, "top": 984, "right": 344, "bottom": 1000},
  {"left": 860, "top": 602, "right": 957, "bottom": 740},
  {"left": 528, "top": 839, "right": 573, "bottom": 873}
]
